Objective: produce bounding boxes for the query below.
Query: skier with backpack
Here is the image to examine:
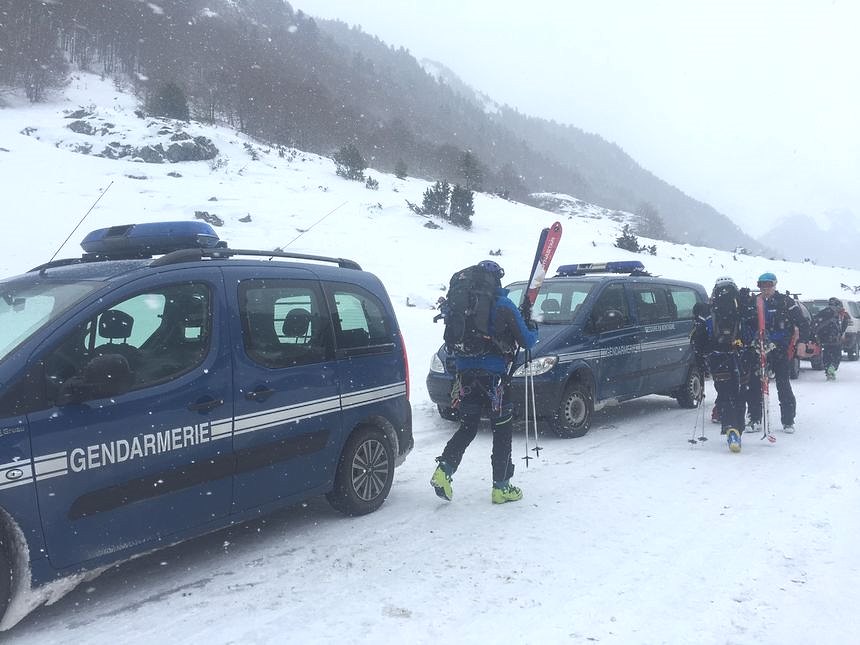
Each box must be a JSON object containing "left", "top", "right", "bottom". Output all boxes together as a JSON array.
[
  {"left": 431, "top": 260, "right": 538, "bottom": 504},
  {"left": 748, "top": 272, "right": 811, "bottom": 433},
  {"left": 813, "top": 297, "right": 849, "bottom": 381},
  {"left": 692, "top": 277, "right": 756, "bottom": 452}
]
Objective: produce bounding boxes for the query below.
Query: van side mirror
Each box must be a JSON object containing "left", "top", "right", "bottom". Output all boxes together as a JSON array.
[
  {"left": 594, "top": 309, "right": 625, "bottom": 333},
  {"left": 57, "top": 354, "right": 133, "bottom": 405}
]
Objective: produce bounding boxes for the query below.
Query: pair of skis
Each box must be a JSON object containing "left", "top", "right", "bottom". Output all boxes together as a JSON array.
[
  {"left": 518, "top": 221, "right": 563, "bottom": 466},
  {"left": 756, "top": 294, "right": 777, "bottom": 443}
]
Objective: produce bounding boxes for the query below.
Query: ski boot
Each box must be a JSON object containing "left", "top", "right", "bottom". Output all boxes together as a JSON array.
[
  {"left": 491, "top": 480, "right": 523, "bottom": 504},
  {"left": 825, "top": 365, "right": 836, "bottom": 381},
  {"left": 783, "top": 423, "right": 795, "bottom": 434},
  {"left": 430, "top": 459, "right": 453, "bottom": 501},
  {"left": 726, "top": 428, "right": 742, "bottom": 453}
]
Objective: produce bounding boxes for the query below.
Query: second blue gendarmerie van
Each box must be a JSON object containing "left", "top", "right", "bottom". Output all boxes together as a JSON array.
[
  {"left": 427, "top": 261, "right": 708, "bottom": 438},
  {"left": 0, "top": 221, "right": 412, "bottom": 628}
]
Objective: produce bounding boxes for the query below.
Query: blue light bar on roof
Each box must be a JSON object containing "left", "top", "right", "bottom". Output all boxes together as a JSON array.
[
  {"left": 556, "top": 260, "right": 645, "bottom": 276},
  {"left": 81, "top": 221, "right": 222, "bottom": 256}
]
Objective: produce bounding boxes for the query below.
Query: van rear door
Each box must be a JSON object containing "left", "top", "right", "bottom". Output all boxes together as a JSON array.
[{"left": 631, "top": 283, "right": 699, "bottom": 393}]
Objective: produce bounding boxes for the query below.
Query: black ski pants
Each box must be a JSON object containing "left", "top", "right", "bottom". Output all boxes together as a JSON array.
[
  {"left": 747, "top": 346, "right": 796, "bottom": 426},
  {"left": 440, "top": 369, "right": 515, "bottom": 484},
  {"left": 821, "top": 342, "right": 842, "bottom": 371},
  {"left": 707, "top": 351, "right": 745, "bottom": 433}
]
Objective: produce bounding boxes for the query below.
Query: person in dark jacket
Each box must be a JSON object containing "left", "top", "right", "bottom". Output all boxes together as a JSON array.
[
  {"left": 431, "top": 260, "right": 538, "bottom": 504},
  {"left": 692, "top": 277, "right": 755, "bottom": 452},
  {"left": 749, "top": 272, "right": 811, "bottom": 433},
  {"left": 814, "top": 297, "right": 849, "bottom": 381}
]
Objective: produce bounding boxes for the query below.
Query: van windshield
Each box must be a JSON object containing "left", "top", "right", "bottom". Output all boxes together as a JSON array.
[
  {"left": 0, "top": 279, "right": 102, "bottom": 363},
  {"left": 506, "top": 280, "right": 595, "bottom": 324}
]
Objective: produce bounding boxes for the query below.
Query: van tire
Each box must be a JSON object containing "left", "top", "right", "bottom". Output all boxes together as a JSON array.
[
  {"left": 676, "top": 366, "right": 703, "bottom": 408},
  {"left": 326, "top": 426, "right": 394, "bottom": 516},
  {"left": 0, "top": 535, "right": 11, "bottom": 621},
  {"left": 552, "top": 382, "right": 592, "bottom": 438}
]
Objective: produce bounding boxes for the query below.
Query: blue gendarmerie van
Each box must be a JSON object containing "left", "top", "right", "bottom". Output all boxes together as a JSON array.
[
  {"left": 0, "top": 221, "right": 412, "bottom": 627},
  {"left": 427, "top": 261, "right": 707, "bottom": 438}
]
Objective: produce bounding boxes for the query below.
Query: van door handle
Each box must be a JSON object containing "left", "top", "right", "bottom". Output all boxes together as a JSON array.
[
  {"left": 246, "top": 387, "right": 275, "bottom": 402},
  {"left": 188, "top": 398, "right": 224, "bottom": 412}
]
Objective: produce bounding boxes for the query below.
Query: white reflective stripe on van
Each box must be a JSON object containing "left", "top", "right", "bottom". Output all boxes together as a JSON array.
[
  {"left": 209, "top": 418, "right": 234, "bottom": 441},
  {"left": 556, "top": 337, "right": 689, "bottom": 364},
  {"left": 234, "top": 381, "right": 407, "bottom": 435},
  {"left": 641, "top": 338, "right": 690, "bottom": 352},
  {"left": 234, "top": 395, "right": 342, "bottom": 436},
  {"left": 33, "top": 452, "right": 68, "bottom": 480},
  {"left": 341, "top": 382, "right": 407, "bottom": 411}
]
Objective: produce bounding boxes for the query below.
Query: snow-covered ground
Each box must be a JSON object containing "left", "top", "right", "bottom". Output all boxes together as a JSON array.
[{"left": 1, "top": 74, "right": 859, "bottom": 643}]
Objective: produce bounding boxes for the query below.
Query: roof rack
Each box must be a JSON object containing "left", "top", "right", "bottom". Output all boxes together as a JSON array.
[
  {"left": 555, "top": 260, "right": 649, "bottom": 277},
  {"left": 151, "top": 248, "right": 362, "bottom": 270}
]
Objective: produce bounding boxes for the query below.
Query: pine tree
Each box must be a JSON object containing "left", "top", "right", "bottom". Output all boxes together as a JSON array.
[
  {"left": 333, "top": 143, "right": 367, "bottom": 181},
  {"left": 149, "top": 82, "right": 190, "bottom": 121},
  {"left": 422, "top": 180, "right": 450, "bottom": 218},
  {"left": 449, "top": 184, "right": 474, "bottom": 229},
  {"left": 615, "top": 225, "right": 642, "bottom": 252}
]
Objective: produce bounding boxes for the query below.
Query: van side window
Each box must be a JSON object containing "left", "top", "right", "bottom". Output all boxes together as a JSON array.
[
  {"left": 43, "top": 283, "right": 211, "bottom": 402},
  {"left": 327, "top": 283, "right": 392, "bottom": 350},
  {"left": 239, "top": 279, "right": 330, "bottom": 369},
  {"left": 592, "top": 283, "right": 631, "bottom": 327},
  {"left": 667, "top": 286, "right": 699, "bottom": 320},
  {"left": 632, "top": 285, "right": 673, "bottom": 324}
]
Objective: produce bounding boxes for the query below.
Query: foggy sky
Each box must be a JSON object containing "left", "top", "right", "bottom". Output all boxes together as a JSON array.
[{"left": 298, "top": 0, "right": 860, "bottom": 237}]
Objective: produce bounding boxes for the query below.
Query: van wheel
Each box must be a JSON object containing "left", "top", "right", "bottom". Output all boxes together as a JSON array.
[
  {"left": 437, "top": 405, "right": 459, "bottom": 421},
  {"left": 326, "top": 426, "right": 394, "bottom": 516},
  {"left": 676, "top": 366, "right": 703, "bottom": 408},
  {"left": 552, "top": 382, "right": 592, "bottom": 438},
  {"left": 0, "top": 537, "right": 11, "bottom": 620}
]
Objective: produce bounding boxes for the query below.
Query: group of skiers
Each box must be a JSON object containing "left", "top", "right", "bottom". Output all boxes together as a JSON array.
[
  {"left": 693, "top": 272, "right": 850, "bottom": 452},
  {"left": 430, "top": 260, "right": 854, "bottom": 503}
]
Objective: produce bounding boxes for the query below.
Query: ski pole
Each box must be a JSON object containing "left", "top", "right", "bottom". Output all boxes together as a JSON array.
[
  {"left": 522, "top": 353, "right": 532, "bottom": 466},
  {"left": 697, "top": 389, "right": 708, "bottom": 443},
  {"left": 527, "top": 349, "right": 542, "bottom": 458},
  {"left": 689, "top": 391, "right": 703, "bottom": 444}
]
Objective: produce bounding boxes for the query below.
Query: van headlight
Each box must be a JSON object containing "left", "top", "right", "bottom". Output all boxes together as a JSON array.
[
  {"left": 429, "top": 353, "right": 446, "bottom": 373},
  {"left": 512, "top": 356, "right": 557, "bottom": 377}
]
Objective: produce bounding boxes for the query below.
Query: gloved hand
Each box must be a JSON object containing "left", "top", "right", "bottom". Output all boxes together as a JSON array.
[{"left": 519, "top": 300, "right": 533, "bottom": 321}]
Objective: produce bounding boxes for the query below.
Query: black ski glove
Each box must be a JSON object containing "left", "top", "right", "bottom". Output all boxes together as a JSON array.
[{"left": 519, "top": 300, "right": 533, "bottom": 322}]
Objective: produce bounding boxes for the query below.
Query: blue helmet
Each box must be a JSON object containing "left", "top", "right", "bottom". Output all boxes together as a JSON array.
[
  {"left": 757, "top": 272, "right": 777, "bottom": 285},
  {"left": 478, "top": 260, "right": 504, "bottom": 280}
]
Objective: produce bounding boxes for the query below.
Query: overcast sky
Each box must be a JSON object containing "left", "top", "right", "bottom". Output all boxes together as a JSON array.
[{"left": 297, "top": 0, "right": 859, "bottom": 237}]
